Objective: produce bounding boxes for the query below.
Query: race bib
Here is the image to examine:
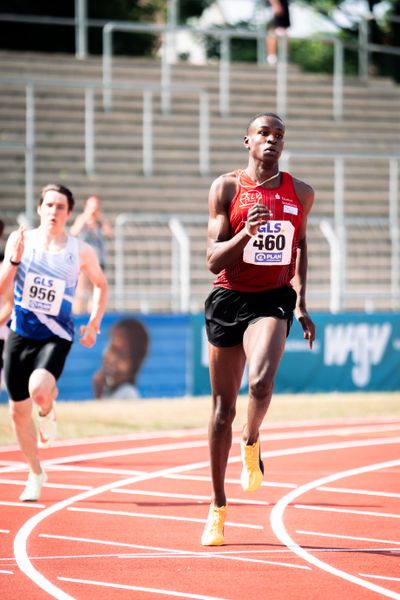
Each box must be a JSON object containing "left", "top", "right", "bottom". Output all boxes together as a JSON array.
[
  {"left": 243, "top": 220, "right": 295, "bottom": 266},
  {"left": 21, "top": 272, "right": 65, "bottom": 316}
]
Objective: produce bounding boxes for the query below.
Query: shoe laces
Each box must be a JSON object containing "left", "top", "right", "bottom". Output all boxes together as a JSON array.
[
  {"left": 208, "top": 507, "right": 225, "bottom": 533},
  {"left": 244, "top": 443, "right": 260, "bottom": 471}
]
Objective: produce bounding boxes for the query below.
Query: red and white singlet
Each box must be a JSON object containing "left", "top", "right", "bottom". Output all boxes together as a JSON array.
[{"left": 214, "top": 170, "right": 304, "bottom": 292}]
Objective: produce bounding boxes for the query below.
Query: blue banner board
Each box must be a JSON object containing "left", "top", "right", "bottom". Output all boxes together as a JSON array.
[
  {"left": 1, "top": 312, "right": 399, "bottom": 402},
  {"left": 58, "top": 313, "right": 190, "bottom": 400},
  {"left": 191, "top": 312, "right": 400, "bottom": 395}
]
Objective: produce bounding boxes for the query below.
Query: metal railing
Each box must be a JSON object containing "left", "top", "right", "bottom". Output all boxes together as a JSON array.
[
  {"left": 112, "top": 212, "right": 400, "bottom": 314},
  {"left": 284, "top": 150, "right": 400, "bottom": 313},
  {"left": 0, "top": 75, "right": 210, "bottom": 218},
  {"left": 1, "top": 11, "right": 399, "bottom": 119},
  {"left": 114, "top": 213, "right": 209, "bottom": 313}
]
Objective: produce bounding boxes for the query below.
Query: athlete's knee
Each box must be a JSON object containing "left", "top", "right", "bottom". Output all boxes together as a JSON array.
[
  {"left": 9, "top": 400, "right": 31, "bottom": 426},
  {"left": 212, "top": 396, "right": 236, "bottom": 431},
  {"left": 29, "top": 369, "right": 56, "bottom": 408},
  {"left": 248, "top": 375, "right": 274, "bottom": 400}
]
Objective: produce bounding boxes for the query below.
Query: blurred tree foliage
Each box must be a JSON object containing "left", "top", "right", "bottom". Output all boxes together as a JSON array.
[
  {"left": 0, "top": 0, "right": 212, "bottom": 55},
  {"left": 0, "top": 1, "right": 398, "bottom": 80},
  {"left": 297, "top": 0, "right": 400, "bottom": 80}
]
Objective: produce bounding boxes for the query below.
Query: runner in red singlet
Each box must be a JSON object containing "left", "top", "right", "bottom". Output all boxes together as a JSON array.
[{"left": 201, "top": 112, "right": 316, "bottom": 546}]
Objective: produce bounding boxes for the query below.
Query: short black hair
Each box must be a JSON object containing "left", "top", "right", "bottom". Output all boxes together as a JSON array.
[
  {"left": 246, "top": 112, "right": 285, "bottom": 133},
  {"left": 39, "top": 183, "right": 75, "bottom": 211}
]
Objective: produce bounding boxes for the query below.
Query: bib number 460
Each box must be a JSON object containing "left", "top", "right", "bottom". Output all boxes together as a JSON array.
[{"left": 252, "top": 234, "right": 286, "bottom": 251}]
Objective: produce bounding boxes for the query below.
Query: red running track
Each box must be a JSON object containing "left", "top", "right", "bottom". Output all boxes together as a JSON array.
[{"left": 0, "top": 417, "right": 400, "bottom": 600}]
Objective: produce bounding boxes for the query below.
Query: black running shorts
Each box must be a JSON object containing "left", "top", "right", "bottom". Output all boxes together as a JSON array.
[
  {"left": 269, "top": 0, "right": 291, "bottom": 29},
  {"left": 205, "top": 285, "right": 297, "bottom": 347},
  {"left": 4, "top": 330, "right": 72, "bottom": 401},
  {"left": 0, "top": 339, "right": 4, "bottom": 376}
]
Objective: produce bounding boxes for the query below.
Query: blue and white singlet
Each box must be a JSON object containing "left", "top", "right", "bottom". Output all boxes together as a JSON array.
[{"left": 10, "top": 229, "right": 80, "bottom": 341}]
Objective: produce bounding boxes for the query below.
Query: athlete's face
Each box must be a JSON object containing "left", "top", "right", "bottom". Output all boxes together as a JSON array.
[
  {"left": 38, "top": 190, "right": 72, "bottom": 233},
  {"left": 244, "top": 116, "right": 285, "bottom": 164},
  {"left": 102, "top": 327, "right": 134, "bottom": 388}
]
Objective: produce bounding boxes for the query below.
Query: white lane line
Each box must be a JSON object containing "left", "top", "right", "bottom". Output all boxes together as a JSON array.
[
  {"left": 2, "top": 418, "right": 400, "bottom": 456},
  {"left": 164, "top": 473, "right": 298, "bottom": 489},
  {"left": 260, "top": 423, "right": 400, "bottom": 443},
  {"left": 13, "top": 457, "right": 216, "bottom": 600},
  {"left": 0, "top": 569, "right": 14, "bottom": 574},
  {"left": 67, "top": 506, "right": 263, "bottom": 530},
  {"left": 37, "top": 533, "right": 310, "bottom": 569},
  {"left": 297, "top": 530, "right": 400, "bottom": 546},
  {"left": 318, "top": 486, "right": 400, "bottom": 499},
  {"left": 271, "top": 458, "right": 400, "bottom": 600},
  {"left": 14, "top": 435, "right": 400, "bottom": 599},
  {"left": 0, "top": 501, "right": 46, "bottom": 509},
  {"left": 0, "top": 428, "right": 209, "bottom": 454},
  {"left": 46, "top": 465, "right": 146, "bottom": 476},
  {"left": 58, "top": 576, "right": 231, "bottom": 600},
  {"left": 111, "top": 488, "right": 269, "bottom": 505},
  {"left": 360, "top": 574, "right": 400, "bottom": 583},
  {"left": 3, "top": 416, "right": 399, "bottom": 454},
  {"left": 0, "top": 478, "right": 92, "bottom": 491},
  {"left": 0, "top": 529, "right": 10, "bottom": 533},
  {"left": 294, "top": 504, "right": 400, "bottom": 519},
  {"left": 4, "top": 430, "right": 400, "bottom": 478},
  {"left": 40, "top": 533, "right": 309, "bottom": 557},
  {"left": 5, "top": 424, "right": 400, "bottom": 476},
  {"left": 261, "top": 436, "right": 400, "bottom": 464}
]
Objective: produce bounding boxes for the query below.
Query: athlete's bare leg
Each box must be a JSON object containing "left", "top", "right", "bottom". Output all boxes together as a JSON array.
[
  {"left": 29, "top": 368, "right": 57, "bottom": 417},
  {"left": 208, "top": 344, "right": 246, "bottom": 507},
  {"left": 242, "top": 316, "right": 287, "bottom": 444},
  {"left": 9, "top": 398, "right": 41, "bottom": 475}
]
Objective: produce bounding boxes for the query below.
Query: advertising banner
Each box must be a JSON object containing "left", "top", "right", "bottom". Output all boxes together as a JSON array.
[
  {"left": 1, "top": 312, "right": 399, "bottom": 402},
  {"left": 57, "top": 313, "right": 190, "bottom": 401},
  {"left": 191, "top": 312, "right": 400, "bottom": 395}
]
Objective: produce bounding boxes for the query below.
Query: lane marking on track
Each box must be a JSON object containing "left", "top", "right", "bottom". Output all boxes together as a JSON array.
[
  {"left": 13, "top": 457, "right": 218, "bottom": 600},
  {"left": 110, "top": 488, "right": 269, "bottom": 505},
  {"left": 270, "top": 458, "right": 400, "bottom": 600},
  {"left": 0, "top": 428, "right": 209, "bottom": 454},
  {"left": 13, "top": 434, "right": 400, "bottom": 599},
  {"left": 164, "top": 473, "right": 298, "bottom": 489},
  {"left": 294, "top": 504, "right": 400, "bottom": 519},
  {"left": 259, "top": 423, "right": 400, "bottom": 444},
  {"left": 3, "top": 415, "right": 399, "bottom": 454},
  {"left": 360, "top": 574, "right": 400, "bottom": 583},
  {"left": 14, "top": 533, "right": 311, "bottom": 572},
  {"left": 3, "top": 426, "right": 400, "bottom": 477},
  {"left": 0, "top": 478, "right": 92, "bottom": 491},
  {"left": 318, "top": 486, "right": 400, "bottom": 498},
  {"left": 67, "top": 506, "right": 263, "bottom": 530},
  {"left": 297, "top": 530, "right": 400, "bottom": 546},
  {"left": 0, "top": 417, "right": 400, "bottom": 454},
  {"left": 46, "top": 465, "right": 146, "bottom": 476},
  {"left": 58, "top": 576, "right": 232, "bottom": 600},
  {"left": 39, "top": 532, "right": 310, "bottom": 559},
  {"left": 0, "top": 501, "right": 46, "bottom": 509},
  {"left": 4, "top": 422, "right": 400, "bottom": 472},
  {"left": 0, "top": 569, "right": 14, "bottom": 574}
]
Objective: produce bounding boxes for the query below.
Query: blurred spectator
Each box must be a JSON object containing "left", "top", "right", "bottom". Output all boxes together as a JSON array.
[
  {"left": 0, "top": 220, "right": 13, "bottom": 387},
  {"left": 70, "top": 195, "right": 113, "bottom": 314},
  {"left": 266, "top": 0, "right": 291, "bottom": 65},
  {"left": 0, "top": 219, "right": 5, "bottom": 262},
  {"left": 93, "top": 318, "right": 149, "bottom": 400}
]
